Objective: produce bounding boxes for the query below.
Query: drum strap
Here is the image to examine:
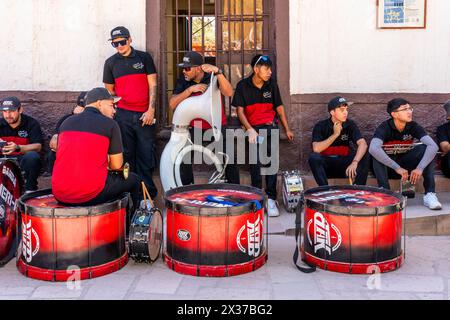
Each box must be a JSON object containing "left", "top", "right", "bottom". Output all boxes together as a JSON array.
[{"left": 293, "top": 198, "right": 316, "bottom": 273}]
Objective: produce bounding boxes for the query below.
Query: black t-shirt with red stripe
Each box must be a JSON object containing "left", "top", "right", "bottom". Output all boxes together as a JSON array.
[
  {"left": 173, "top": 72, "right": 227, "bottom": 129},
  {"left": 52, "top": 107, "right": 123, "bottom": 204},
  {"left": 0, "top": 114, "right": 43, "bottom": 156},
  {"left": 312, "top": 118, "right": 362, "bottom": 156},
  {"left": 232, "top": 76, "right": 283, "bottom": 127},
  {"left": 373, "top": 119, "right": 427, "bottom": 147},
  {"left": 103, "top": 47, "right": 156, "bottom": 113}
]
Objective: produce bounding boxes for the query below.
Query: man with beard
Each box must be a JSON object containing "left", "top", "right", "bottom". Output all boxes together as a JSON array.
[
  {"left": 0, "top": 97, "right": 43, "bottom": 193},
  {"left": 169, "top": 51, "right": 240, "bottom": 185},
  {"left": 309, "top": 96, "right": 369, "bottom": 186},
  {"left": 369, "top": 98, "right": 441, "bottom": 210}
]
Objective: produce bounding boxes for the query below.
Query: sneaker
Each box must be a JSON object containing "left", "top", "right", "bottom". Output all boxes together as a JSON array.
[
  {"left": 423, "top": 193, "right": 442, "bottom": 210},
  {"left": 267, "top": 199, "right": 280, "bottom": 217}
]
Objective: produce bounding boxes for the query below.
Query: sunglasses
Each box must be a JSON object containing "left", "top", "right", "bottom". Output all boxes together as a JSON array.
[
  {"left": 254, "top": 55, "right": 270, "bottom": 66},
  {"left": 111, "top": 39, "right": 128, "bottom": 48}
]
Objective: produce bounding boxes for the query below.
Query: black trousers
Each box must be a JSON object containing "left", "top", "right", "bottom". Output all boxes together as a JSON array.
[
  {"left": 180, "top": 126, "right": 240, "bottom": 185},
  {"left": 47, "top": 150, "right": 56, "bottom": 173},
  {"left": 308, "top": 152, "right": 369, "bottom": 186},
  {"left": 6, "top": 152, "right": 42, "bottom": 191},
  {"left": 115, "top": 108, "right": 158, "bottom": 198},
  {"left": 441, "top": 153, "right": 450, "bottom": 178},
  {"left": 248, "top": 124, "right": 278, "bottom": 201},
  {"left": 372, "top": 144, "right": 436, "bottom": 193}
]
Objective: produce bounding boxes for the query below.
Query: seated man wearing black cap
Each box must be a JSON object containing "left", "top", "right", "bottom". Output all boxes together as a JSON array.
[
  {"left": 52, "top": 88, "right": 141, "bottom": 214},
  {"left": 369, "top": 98, "right": 441, "bottom": 210},
  {"left": 169, "top": 51, "right": 240, "bottom": 185},
  {"left": 309, "top": 96, "right": 369, "bottom": 186},
  {"left": 47, "top": 91, "right": 86, "bottom": 174},
  {"left": 436, "top": 100, "right": 450, "bottom": 178},
  {"left": 0, "top": 97, "right": 44, "bottom": 192}
]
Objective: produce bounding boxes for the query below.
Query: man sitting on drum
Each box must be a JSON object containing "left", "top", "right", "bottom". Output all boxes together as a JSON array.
[
  {"left": 369, "top": 98, "right": 441, "bottom": 210},
  {"left": 309, "top": 96, "right": 369, "bottom": 186},
  {"left": 0, "top": 97, "right": 44, "bottom": 193},
  {"left": 436, "top": 100, "right": 450, "bottom": 179},
  {"left": 52, "top": 88, "right": 141, "bottom": 215}
]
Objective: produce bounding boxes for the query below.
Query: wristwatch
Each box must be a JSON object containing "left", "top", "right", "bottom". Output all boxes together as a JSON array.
[{"left": 15, "top": 145, "right": 21, "bottom": 152}]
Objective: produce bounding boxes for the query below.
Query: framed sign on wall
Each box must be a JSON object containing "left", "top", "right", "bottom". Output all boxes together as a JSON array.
[{"left": 377, "top": 0, "right": 427, "bottom": 29}]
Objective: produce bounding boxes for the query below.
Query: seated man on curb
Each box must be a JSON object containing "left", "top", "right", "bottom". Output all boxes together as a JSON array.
[
  {"left": 47, "top": 91, "right": 86, "bottom": 174},
  {"left": 436, "top": 100, "right": 450, "bottom": 178},
  {"left": 52, "top": 88, "right": 141, "bottom": 218},
  {"left": 0, "top": 97, "right": 44, "bottom": 193},
  {"left": 369, "top": 98, "right": 441, "bottom": 210},
  {"left": 309, "top": 96, "right": 369, "bottom": 186}
]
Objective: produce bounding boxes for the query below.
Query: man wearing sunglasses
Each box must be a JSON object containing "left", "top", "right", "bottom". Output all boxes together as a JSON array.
[
  {"left": 169, "top": 51, "right": 240, "bottom": 185},
  {"left": 369, "top": 98, "right": 441, "bottom": 210},
  {"left": 52, "top": 88, "right": 141, "bottom": 220},
  {"left": 233, "top": 54, "right": 294, "bottom": 217},
  {"left": 103, "top": 26, "right": 158, "bottom": 199}
]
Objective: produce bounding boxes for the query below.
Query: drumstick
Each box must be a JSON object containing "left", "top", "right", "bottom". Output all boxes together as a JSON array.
[{"left": 141, "top": 182, "right": 155, "bottom": 208}]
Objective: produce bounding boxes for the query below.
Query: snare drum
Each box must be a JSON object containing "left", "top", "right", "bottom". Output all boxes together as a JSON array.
[
  {"left": 302, "top": 185, "right": 405, "bottom": 274},
  {"left": 282, "top": 170, "right": 304, "bottom": 212},
  {"left": 164, "top": 184, "right": 268, "bottom": 277},
  {"left": 0, "top": 159, "right": 23, "bottom": 265},
  {"left": 129, "top": 204, "right": 163, "bottom": 263}
]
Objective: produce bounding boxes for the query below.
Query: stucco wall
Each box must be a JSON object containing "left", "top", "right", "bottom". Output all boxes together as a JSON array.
[
  {"left": 290, "top": 0, "right": 450, "bottom": 94},
  {"left": 0, "top": 0, "right": 146, "bottom": 91}
]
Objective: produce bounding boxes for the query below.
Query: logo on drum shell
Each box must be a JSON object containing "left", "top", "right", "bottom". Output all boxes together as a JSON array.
[
  {"left": 177, "top": 229, "right": 191, "bottom": 242},
  {"left": 0, "top": 204, "right": 5, "bottom": 220},
  {"left": 237, "top": 216, "right": 263, "bottom": 257},
  {"left": 22, "top": 220, "right": 40, "bottom": 263},
  {"left": 307, "top": 212, "right": 342, "bottom": 255}
]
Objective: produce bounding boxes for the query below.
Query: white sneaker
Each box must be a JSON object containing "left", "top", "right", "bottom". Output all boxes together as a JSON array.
[
  {"left": 423, "top": 193, "right": 442, "bottom": 210},
  {"left": 267, "top": 199, "right": 280, "bottom": 217}
]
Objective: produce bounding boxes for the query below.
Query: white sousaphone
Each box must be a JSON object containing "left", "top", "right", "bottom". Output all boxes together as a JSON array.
[{"left": 160, "top": 74, "right": 227, "bottom": 192}]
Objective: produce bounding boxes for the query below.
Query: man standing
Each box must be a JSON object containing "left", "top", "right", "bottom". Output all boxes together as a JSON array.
[
  {"left": 169, "top": 51, "right": 239, "bottom": 185},
  {"left": 369, "top": 98, "right": 441, "bottom": 210},
  {"left": 436, "top": 100, "right": 450, "bottom": 178},
  {"left": 0, "top": 97, "right": 43, "bottom": 192},
  {"left": 103, "top": 26, "right": 158, "bottom": 198},
  {"left": 52, "top": 88, "right": 140, "bottom": 212},
  {"left": 233, "top": 54, "right": 294, "bottom": 217},
  {"left": 47, "top": 91, "right": 86, "bottom": 174},
  {"left": 309, "top": 96, "right": 369, "bottom": 186}
]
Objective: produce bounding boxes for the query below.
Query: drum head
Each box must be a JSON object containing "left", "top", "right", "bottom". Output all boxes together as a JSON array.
[
  {"left": 0, "top": 159, "right": 23, "bottom": 264},
  {"left": 148, "top": 209, "right": 163, "bottom": 262}
]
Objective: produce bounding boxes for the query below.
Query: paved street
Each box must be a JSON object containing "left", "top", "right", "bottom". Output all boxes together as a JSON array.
[{"left": 1, "top": 234, "right": 449, "bottom": 300}]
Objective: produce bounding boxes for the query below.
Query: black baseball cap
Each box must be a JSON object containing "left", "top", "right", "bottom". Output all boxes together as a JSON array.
[
  {"left": 85, "top": 88, "right": 121, "bottom": 106},
  {"left": 0, "top": 97, "right": 21, "bottom": 111},
  {"left": 109, "top": 26, "right": 130, "bottom": 41},
  {"left": 328, "top": 96, "right": 353, "bottom": 112},
  {"left": 77, "top": 91, "right": 87, "bottom": 107},
  {"left": 177, "top": 51, "right": 204, "bottom": 68},
  {"left": 444, "top": 99, "right": 450, "bottom": 118}
]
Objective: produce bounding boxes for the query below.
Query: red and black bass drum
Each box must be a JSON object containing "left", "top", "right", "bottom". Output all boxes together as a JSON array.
[
  {"left": 17, "top": 189, "right": 128, "bottom": 281},
  {"left": 0, "top": 159, "right": 23, "bottom": 266},
  {"left": 165, "top": 184, "right": 268, "bottom": 277},
  {"left": 302, "top": 185, "right": 405, "bottom": 274}
]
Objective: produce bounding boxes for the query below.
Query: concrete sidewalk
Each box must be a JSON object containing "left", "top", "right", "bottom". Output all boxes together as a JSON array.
[{"left": 0, "top": 234, "right": 449, "bottom": 300}]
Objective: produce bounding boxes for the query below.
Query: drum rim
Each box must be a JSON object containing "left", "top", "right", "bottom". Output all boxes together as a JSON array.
[
  {"left": 164, "top": 183, "right": 266, "bottom": 216},
  {"left": 0, "top": 158, "right": 24, "bottom": 192},
  {"left": 304, "top": 185, "right": 405, "bottom": 216},
  {"left": 19, "top": 189, "right": 129, "bottom": 218}
]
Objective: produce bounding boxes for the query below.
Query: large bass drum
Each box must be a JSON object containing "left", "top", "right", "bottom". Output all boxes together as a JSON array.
[{"left": 0, "top": 159, "right": 23, "bottom": 266}]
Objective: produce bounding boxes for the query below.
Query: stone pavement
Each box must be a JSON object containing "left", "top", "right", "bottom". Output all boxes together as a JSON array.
[{"left": 1, "top": 233, "right": 449, "bottom": 300}]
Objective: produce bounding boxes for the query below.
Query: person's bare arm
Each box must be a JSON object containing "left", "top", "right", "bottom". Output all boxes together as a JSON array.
[
  {"left": 3, "top": 142, "right": 42, "bottom": 155},
  {"left": 169, "top": 84, "right": 208, "bottom": 111},
  {"left": 237, "top": 106, "right": 258, "bottom": 144},
  {"left": 312, "top": 122, "right": 342, "bottom": 153},
  {"left": 140, "top": 74, "right": 158, "bottom": 126},
  {"left": 275, "top": 105, "right": 294, "bottom": 141},
  {"left": 108, "top": 153, "right": 124, "bottom": 171},
  {"left": 105, "top": 83, "right": 116, "bottom": 95}
]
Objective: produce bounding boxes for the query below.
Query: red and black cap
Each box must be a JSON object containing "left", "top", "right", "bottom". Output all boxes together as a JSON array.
[{"left": 0, "top": 97, "right": 21, "bottom": 111}]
